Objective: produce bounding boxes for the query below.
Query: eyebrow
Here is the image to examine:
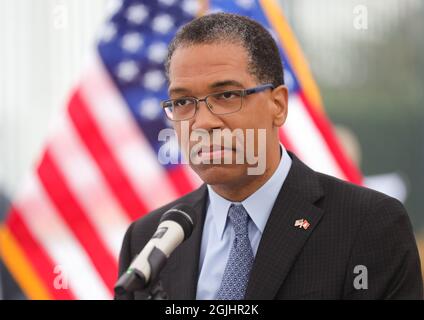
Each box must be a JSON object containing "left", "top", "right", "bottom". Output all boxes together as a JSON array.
[
  {"left": 168, "top": 80, "right": 244, "bottom": 96},
  {"left": 209, "top": 80, "right": 244, "bottom": 90}
]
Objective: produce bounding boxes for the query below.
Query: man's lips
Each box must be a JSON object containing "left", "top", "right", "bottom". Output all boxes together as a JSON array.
[{"left": 191, "top": 145, "right": 235, "bottom": 161}]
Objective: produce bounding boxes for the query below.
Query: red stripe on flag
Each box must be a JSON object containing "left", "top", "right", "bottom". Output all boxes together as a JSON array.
[
  {"left": 68, "top": 89, "right": 148, "bottom": 220},
  {"left": 37, "top": 149, "right": 117, "bottom": 293},
  {"left": 298, "top": 91, "right": 363, "bottom": 184},
  {"left": 7, "top": 208, "right": 76, "bottom": 300}
]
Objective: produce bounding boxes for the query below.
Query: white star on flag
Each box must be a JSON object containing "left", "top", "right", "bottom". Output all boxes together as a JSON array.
[
  {"left": 152, "top": 14, "right": 174, "bottom": 34},
  {"left": 236, "top": 0, "right": 255, "bottom": 10},
  {"left": 144, "top": 70, "right": 166, "bottom": 91},
  {"left": 116, "top": 60, "right": 139, "bottom": 82},
  {"left": 148, "top": 42, "right": 168, "bottom": 64},
  {"left": 182, "top": 0, "right": 200, "bottom": 15},
  {"left": 209, "top": 6, "right": 224, "bottom": 14},
  {"left": 158, "top": 0, "right": 177, "bottom": 6},
  {"left": 105, "top": 0, "right": 123, "bottom": 16},
  {"left": 126, "top": 4, "right": 148, "bottom": 25},
  {"left": 139, "top": 98, "right": 161, "bottom": 120},
  {"left": 99, "top": 23, "right": 117, "bottom": 43},
  {"left": 121, "top": 32, "right": 144, "bottom": 53}
]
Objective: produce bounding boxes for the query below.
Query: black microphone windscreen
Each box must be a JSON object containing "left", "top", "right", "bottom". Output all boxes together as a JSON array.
[{"left": 159, "top": 204, "right": 196, "bottom": 240}]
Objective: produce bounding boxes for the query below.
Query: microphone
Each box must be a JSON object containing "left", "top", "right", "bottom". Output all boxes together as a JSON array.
[{"left": 114, "top": 204, "right": 196, "bottom": 295}]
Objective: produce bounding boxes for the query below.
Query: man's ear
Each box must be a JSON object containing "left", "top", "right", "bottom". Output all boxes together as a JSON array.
[{"left": 271, "top": 85, "right": 288, "bottom": 127}]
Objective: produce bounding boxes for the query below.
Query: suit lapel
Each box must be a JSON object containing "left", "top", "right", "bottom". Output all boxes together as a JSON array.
[
  {"left": 162, "top": 184, "right": 208, "bottom": 299},
  {"left": 162, "top": 153, "right": 325, "bottom": 300},
  {"left": 245, "top": 153, "right": 325, "bottom": 300}
]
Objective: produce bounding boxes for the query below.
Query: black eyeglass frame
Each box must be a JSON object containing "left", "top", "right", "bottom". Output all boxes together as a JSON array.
[{"left": 161, "top": 83, "right": 275, "bottom": 121}]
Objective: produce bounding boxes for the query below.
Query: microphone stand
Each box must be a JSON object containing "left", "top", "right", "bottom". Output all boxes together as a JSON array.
[
  {"left": 146, "top": 280, "right": 168, "bottom": 300},
  {"left": 115, "top": 248, "right": 169, "bottom": 299},
  {"left": 114, "top": 268, "right": 169, "bottom": 299}
]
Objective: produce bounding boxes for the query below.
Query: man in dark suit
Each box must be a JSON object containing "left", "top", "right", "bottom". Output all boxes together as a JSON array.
[{"left": 116, "top": 13, "right": 423, "bottom": 300}]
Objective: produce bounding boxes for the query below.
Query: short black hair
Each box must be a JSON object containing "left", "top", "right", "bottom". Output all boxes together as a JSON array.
[{"left": 165, "top": 13, "right": 284, "bottom": 88}]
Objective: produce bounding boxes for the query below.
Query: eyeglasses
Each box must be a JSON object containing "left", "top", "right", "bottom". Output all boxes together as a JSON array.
[{"left": 161, "top": 83, "right": 274, "bottom": 121}]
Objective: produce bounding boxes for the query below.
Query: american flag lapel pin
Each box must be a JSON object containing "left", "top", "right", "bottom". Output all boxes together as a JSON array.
[{"left": 294, "top": 219, "right": 310, "bottom": 230}]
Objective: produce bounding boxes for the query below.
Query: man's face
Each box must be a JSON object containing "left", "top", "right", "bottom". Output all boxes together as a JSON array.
[{"left": 167, "top": 42, "right": 286, "bottom": 187}]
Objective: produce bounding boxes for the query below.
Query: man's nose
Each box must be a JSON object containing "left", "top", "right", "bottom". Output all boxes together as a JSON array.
[{"left": 191, "top": 100, "right": 224, "bottom": 131}]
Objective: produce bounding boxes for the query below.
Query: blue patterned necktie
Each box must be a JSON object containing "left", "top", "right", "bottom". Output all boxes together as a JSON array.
[{"left": 216, "top": 204, "right": 254, "bottom": 300}]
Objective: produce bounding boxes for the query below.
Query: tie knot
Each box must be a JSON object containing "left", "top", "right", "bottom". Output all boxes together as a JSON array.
[{"left": 228, "top": 204, "right": 250, "bottom": 236}]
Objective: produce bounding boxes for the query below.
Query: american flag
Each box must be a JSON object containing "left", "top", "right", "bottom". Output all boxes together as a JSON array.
[{"left": 0, "top": 0, "right": 362, "bottom": 300}]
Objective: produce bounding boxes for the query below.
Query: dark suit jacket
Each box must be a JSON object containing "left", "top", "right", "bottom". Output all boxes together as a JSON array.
[{"left": 116, "top": 152, "right": 423, "bottom": 299}]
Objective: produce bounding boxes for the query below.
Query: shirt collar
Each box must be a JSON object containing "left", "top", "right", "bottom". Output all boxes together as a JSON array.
[{"left": 207, "top": 144, "right": 292, "bottom": 239}]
